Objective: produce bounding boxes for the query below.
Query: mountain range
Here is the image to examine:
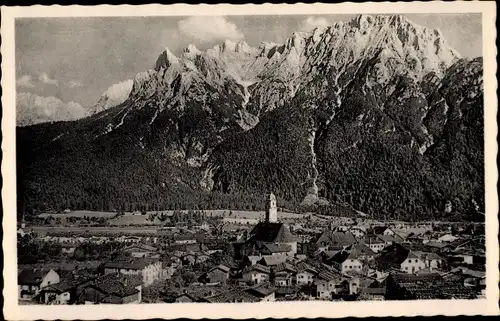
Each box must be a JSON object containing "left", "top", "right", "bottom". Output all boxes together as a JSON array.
[{"left": 17, "top": 14, "right": 484, "bottom": 221}]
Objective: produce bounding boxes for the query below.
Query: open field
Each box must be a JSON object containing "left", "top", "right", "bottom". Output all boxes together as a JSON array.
[
  {"left": 27, "top": 226, "right": 160, "bottom": 235},
  {"left": 38, "top": 209, "right": 307, "bottom": 220},
  {"left": 39, "top": 210, "right": 117, "bottom": 218}
]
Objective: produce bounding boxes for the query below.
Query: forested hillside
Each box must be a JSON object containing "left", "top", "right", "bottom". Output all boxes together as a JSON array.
[{"left": 16, "top": 15, "right": 484, "bottom": 222}]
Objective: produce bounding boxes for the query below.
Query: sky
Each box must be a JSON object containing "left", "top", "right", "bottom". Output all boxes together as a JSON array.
[{"left": 15, "top": 13, "right": 482, "bottom": 112}]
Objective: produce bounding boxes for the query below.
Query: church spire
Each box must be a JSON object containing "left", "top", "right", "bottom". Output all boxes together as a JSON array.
[{"left": 265, "top": 192, "right": 278, "bottom": 223}]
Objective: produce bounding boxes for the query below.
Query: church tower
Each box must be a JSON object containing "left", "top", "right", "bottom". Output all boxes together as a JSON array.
[{"left": 265, "top": 193, "right": 278, "bottom": 223}]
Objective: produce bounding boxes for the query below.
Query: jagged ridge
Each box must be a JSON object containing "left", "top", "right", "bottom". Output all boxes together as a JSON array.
[{"left": 16, "top": 15, "right": 483, "bottom": 222}]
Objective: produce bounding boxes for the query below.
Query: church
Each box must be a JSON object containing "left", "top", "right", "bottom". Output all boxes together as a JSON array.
[{"left": 242, "top": 193, "right": 298, "bottom": 256}]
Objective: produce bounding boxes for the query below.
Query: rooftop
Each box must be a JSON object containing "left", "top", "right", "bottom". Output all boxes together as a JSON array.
[
  {"left": 18, "top": 268, "right": 54, "bottom": 285},
  {"left": 203, "top": 288, "right": 259, "bottom": 303},
  {"left": 248, "top": 222, "right": 297, "bottom": 243},
  {"left": 243, "top": 264, "right": 271, "bottom": 275},
  {"left": 103, "top": 258, "right": 159, "bottom": 270}
]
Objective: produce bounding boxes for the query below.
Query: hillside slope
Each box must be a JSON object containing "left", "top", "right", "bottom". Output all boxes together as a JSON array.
[{"left": 16, "top": 15, "right": 484, "bottom": 221}]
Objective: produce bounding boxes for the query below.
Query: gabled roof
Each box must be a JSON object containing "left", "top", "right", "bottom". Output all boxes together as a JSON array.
[
  {"left": 406, "top": 251, "right": 421, "bottom": 259},
  {"left": 345, "top": 243, "right": 376, "bottom": 257},
  {"left": 203, "top": 288, "right": 259, "bottom": 303},
  {"left": 413, "top": 251, "right": 443, "bottom": 261},
  {"left": 18, "top": 268, "right": 55, "bottom": 285},
  {"left": 359, "top": 235, "right": 385, "bottom": 245},
  {"left": 83, "top": 273, "right": 143, "bottom": 299},
  {"left": 209, "top": 264, "right": 230, "bottom": 273},
  {"left": 450, "top": 267, "right": 485, "bottom": 279},
  {"left": 259, "top": 255, "right": 287, "bottom": 266},
  {"left": 43, "top": 278, "right": 83, "bottom": 293},
  {"left": 377, "top": 234, "right": 404, "bottom": 243},
  {"left": 372, "top": 226, "right": 390, "bottom": 235},
  {"left": 316, "top": 231, "right": 357, "bottom": 247},
  {"left": 243, "top": 264, "right": 270, "bottom": 275},
  {"left": 123, "top": 243, "right": 158, "bottom": 252},
  {"left": 390, "top": 273, "right": 477, "bottom": 300},
  {"left": 375, "top": 243, "right": 411, "bottom": 267},
  {"left": 316, "top": 268, "right": 344, "bottom": 282},
  {"left": 248, "top": 222, "right": 297, "bottom": 243},
  {"left": 296, "top": 262, "right": 318, "bottom": 275},
  {"left": 245, "top": 282, "right": 276, "bottom": 297},
  {"left": 390, "top": 272, "right": 442, "bottom": 283},
  {"left": 273, "top": 262, "right": 297, "bottom": 274},
  {"left": 425, "top": 241, "right": 448, "bottom": 248},
  {"left": 262, "top": 243, "right": 292, "bottom": 253},
  {"left": 103, "top": 258, "right": 159, "bottom": 270}
]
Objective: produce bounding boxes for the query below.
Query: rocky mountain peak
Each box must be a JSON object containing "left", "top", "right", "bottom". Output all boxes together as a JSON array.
[{"left": 154, "top": 47, "right": 180, "bottom": 71}]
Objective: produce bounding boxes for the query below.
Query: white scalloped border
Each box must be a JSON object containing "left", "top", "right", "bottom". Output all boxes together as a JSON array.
[{"left": 1, "top": 2, "right": 498, "bottom": 319}]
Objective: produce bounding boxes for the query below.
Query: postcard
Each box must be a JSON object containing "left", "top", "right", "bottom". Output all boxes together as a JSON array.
[{"left": 2, "top": 2, "right": 498, "bottom": 319}]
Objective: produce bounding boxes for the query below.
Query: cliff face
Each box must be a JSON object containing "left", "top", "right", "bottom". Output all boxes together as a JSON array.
[{"left": 16, "top": 15, "right": 484, "bottom": 221}]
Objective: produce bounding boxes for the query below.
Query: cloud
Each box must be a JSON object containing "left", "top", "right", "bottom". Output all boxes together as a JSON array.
[
  {"left": 177, "top": 16, "right": 244, "bottom": 43},
  {"left": 67, "top": 80, "right": 84, "bottom": 88},
  {"left": 301, "top": 16, "right": 331, "bottom": 32},
  {"left": 16, "top": 75, "right": 36, "bottom": 88},
  {"left": 16, "top": 92, "right": 88, "bottom": 126},
  {"left": 39, "top": 72, "right": 59, "bottom": 86}
]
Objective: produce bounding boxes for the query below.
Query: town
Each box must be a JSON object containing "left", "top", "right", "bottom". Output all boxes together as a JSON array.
[{"left": 17, "top": 193, "right": 485, "bottom": 304}]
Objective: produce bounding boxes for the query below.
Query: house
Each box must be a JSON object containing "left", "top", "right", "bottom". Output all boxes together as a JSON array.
[
  {"left": 244, "top": 282, "right": 276, "bottom": 302},
  {"left": 61, "top": 244, "right": 77, "bottom": 256},
  {"left": 18, "top": 268, "right": 60, "bottom": 300},
  {"left": 437, "top": 233, "right": 458, "bottom": 243},
  {"left": 243, "top": 255, "right": 262, "bottom": 266},
  {"left": 400, "top": 252, "right": 426, "bottom": 274},
  {"left": 370, "top": 226, "right": 396, "bottom": 236},
  {"left": 17, "top": 228, "right": 26, "bottom": 237},
  {"left": 202, "top": 288, "right": 260, "bottom": 303},
  {"left": 122, "top": 236, "right": 141, "bottom": 244},
  {"left": 162, "top": 259, "right": 177, "bottom": 280},
  {"left": 272, "top": 262, "right": 297, "bottom": 287},
  {"left": 207, "top": 265, "right": 230, "bottom": 284},
  {"left": 242, "top": 264, "right": 271, "bottom": 285},
  {"left": 314, "top": 268, "right": 351, "bottom": 299},
  {"left": 368, "top": 226, "right": 404, "bottom": 244},
  {"left": 385, "top": 273, "right": 477, "bottom": 300},
  {"left": 450, "top": 250, "right": 475, "bottom": 265},
  {"left": 183, "top": 254, "right": 197, "bottom": 266},
  {"left": 77, "top": 273, "right": 143, "bottom": 304},
  {"left": 295, "top": 262, "right": 318, "bottom": 285},
  {"left": 196, "top": 254, "right": 211, "bottom": 264},
  {"left": 37, "top": 276, "right": 93, "bottom": 305},
  {"left": 37, "top": 281, "right": 75, "bottom": 304},
  {"left": 358, "top": 235, "right": 386, "bottom": 253},
  {"left": 448, "top": 266, "right": 486, "bottom": 294},
  {"left": 344, "top": 243, "right": 376, "bottom": 261},
  {"left": 347, "top": 226, "right": 367, "bottom": 238},
  {"left": 328, "top": 250, "right": 364, "bottom": 274},
  {"left": 358, "top": 277, "right": 386, "bottom": 301},
  {"left": 245, "top": 193, "right": 298, "bottom": 255},
  {"left": 327, "top": 243, "right": 374, "bottom": 274},
  {"left": 377, "top": 234, "right": 404, "bottom": 246},
  {"left": 103, "top": 259, "right": 162, "bottom": 286},
  {"left": 316, "top": 231, "right": 357, "bottom": 251},
  {"left": 332, "top": 224, "right": 350, "bottom": 232},
  {"left": 275, "top": 285, "right": 302, "bottom": 300},
  {"left": 376, "top": 244, "right": 425, "bottom": 274},
  {"left": 413, "top": 251, "right": 444, "bottom": 271},
  {"left": 174, "top": 234, "right": 197, "bottom": 245},
  {"left": 123, "top": 244, "right": 160, "bottom": 258},
  {"left": 170, "top": 285, "right": 222, "bottom": 303}
]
